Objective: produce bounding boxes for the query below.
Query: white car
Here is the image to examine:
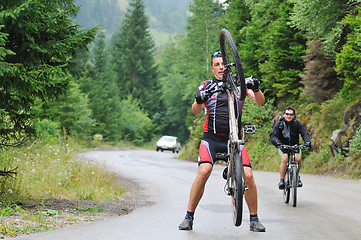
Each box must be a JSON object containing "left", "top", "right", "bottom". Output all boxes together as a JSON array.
[{"left": 156, "top": 136, "right": 181, "bottom": 153}]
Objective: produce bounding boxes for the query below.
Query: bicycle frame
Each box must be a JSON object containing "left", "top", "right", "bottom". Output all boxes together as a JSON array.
[{"left": 281, "top": 144, "right": 305, "bottom": 207}]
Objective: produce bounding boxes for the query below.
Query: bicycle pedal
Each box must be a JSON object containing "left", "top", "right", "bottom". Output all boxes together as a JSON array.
[{"left": 244, "top": 186, "right": 249, "bottom": 191}]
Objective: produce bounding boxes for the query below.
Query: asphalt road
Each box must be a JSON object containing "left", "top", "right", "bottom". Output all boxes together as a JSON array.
[{"left": 14, "top": 149, "right": 361, "bottom": 240}]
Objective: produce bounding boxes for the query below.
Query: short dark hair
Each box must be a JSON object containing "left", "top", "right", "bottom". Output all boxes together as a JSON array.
[
  {"left": 211, "top": 51, "right": 222, "bottom": 66},
  {"left": 284, "top": 106, "right": 295, "bottom": 114}
]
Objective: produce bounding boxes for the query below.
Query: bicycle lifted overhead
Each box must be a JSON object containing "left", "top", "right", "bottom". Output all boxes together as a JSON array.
[
  {"left": 280, "top": 144, "right": 308, "bottom": 207},
  {"left": 210, "top": 28, "right": 255, "bottom": 227},
  {"left": 179, "top": 28, "right": 265, "bottom": 232}
]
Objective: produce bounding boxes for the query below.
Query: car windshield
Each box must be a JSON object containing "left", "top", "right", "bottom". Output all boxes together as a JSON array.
[{"left": 160, "top": 136, "right": 176, "bottom": 142}]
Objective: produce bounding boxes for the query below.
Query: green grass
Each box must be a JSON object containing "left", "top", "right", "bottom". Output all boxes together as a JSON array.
[
  {"left": 0, "top": 137, "right": 128, "bottom": 237},
  {"left": 0, "top": 137, "right": 126, "bottom": 206}
]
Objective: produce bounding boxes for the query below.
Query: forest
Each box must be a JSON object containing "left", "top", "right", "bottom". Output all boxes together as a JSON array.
[{"left": 1, "top": 0, "right": 361, "bottom": 183}]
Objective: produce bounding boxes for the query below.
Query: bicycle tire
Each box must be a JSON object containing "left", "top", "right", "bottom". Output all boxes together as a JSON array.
[
  {"left": 290, "top": 165, "right": 298, "bottom": 207},
  {"left": 219, "top": 29, "right": 246, "bottom": 101},
  {"left": 283, "top": 168, "right": 290, "bottom": 204},
  {"left": 231, "top": 150, "right": 243, "bottom": 227}
]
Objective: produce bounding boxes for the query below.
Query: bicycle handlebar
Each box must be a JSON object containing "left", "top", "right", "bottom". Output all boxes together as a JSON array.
[{"left": 279, "top": 144, "right": 309, "bottom": 150}]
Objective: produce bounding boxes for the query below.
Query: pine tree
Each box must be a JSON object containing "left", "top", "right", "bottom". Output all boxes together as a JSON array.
[
  {"left": 111, "top": 0, "right": 159, "bottom": 116},
  {"left": 0, "top": 0, "right": 97, "bottom": 146},
  {"left": 78, "top": 30, "right": 123, "bottom": 141},
  {"left": 244, "top": 0, "right": 307, "bottom": 101}
]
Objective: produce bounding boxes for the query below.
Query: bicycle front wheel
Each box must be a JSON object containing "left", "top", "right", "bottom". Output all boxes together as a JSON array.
[
  {"left": 290, "top": 165, "right": 298, "bottom": 207},
  {"left": 230, "top": 150, "right": 244, "bottom": 227},
  {"left": 219, "top": 29, "right": 246, "bottom": 101},
  {"left": 283, "top": 169, "right": 290, "bottom": 204}
]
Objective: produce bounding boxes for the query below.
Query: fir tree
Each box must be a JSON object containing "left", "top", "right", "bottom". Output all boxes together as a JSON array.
[
  {"left": 111, "top": 0, "right": 159, "bottom": 116},
  {"left": 0, "top": 0, "right": 97, "bottom": 146}
]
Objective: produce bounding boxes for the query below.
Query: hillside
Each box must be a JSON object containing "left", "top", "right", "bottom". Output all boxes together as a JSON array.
[{"left": 73, "top": 0, "right": 190, "bottom": 39}]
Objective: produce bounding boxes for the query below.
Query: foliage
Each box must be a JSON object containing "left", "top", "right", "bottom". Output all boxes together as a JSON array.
[
  {"left": 336, "top": 7, "right": 361, "bottom": 100},
  {"left": 349, "top": 125, "right": 361, "bottom": 156},
  {"left": 32, "top": 119, "right": 60, "bottom": 144},
  {"left": 242, "top": 99, "right": 276, "bottom": 127},
  {"left": 157, "top": 35, "right": 191, "bottom": 142},
  {"left": 118, "top": 96, "right": 153, "bottom": 145},
  {"left": 290, "top": 0, "right": 351, "bottom": 57},
  {"left": 111, "top": 0, "right": 160, "bottom": 117},
  {"left": 0, "top": 0, "right": 97, "bottom": 146},
  {"left": 309, "top": 96, "right": 346, "bottom": 141},
  {"left": 246, "top": 124, "right": 280, "bottom": 172},
  {"left": 254, "top": 0, "right": 307, "bottom": 101},
  {"left": 76, "top": 31, "right": 122, "bottom": 141},
  {"left": 32, "top": 81, "right": 95, "bottom": 139}
]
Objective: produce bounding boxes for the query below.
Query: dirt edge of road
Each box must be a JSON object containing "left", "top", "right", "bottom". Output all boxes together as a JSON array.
[{"left": 1, "top": 177, "right": 150, "bottom": 239}]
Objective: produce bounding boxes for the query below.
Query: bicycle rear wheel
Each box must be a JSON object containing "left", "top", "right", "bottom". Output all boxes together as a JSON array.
[
  {"left": 283, "top": 169, "right": 290, "bottom": 204},
  {"left": 291, "top": 165, "right": 298, "bottom": 207},
  {"left": 219, "top": 29, "right": 246, "bottom": 101},
  {"left": 230, "top": 150, "right": 244, "bottom": 227}
]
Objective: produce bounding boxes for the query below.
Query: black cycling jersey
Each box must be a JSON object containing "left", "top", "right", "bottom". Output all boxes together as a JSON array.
[
  {"left": 196, "top": 78, "right": 246, "bottom": 135},
  {"left": 270, "top": 117, "right": 310, "bottom": 146}
]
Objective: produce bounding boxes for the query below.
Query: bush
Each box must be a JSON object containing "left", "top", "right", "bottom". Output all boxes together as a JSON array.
[
  {"left": 349, "top": 125, "right": 361, "bottom": 156},
  {"left": 119, "top": 96, "right": 153, "bottom": 145},
  {"left": 33, "top": 119, "right": 60, "bottom": 144}
]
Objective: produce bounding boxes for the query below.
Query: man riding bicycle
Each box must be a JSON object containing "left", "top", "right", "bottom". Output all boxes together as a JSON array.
[
  {"left": 178, "top": 51, "right": 266, "bottom": 232},
  {"left": 270, "top": 106, "right": 311, "bottom": 190}
]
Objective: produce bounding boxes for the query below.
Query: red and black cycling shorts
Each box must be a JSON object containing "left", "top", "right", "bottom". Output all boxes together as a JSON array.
[{"left": 197, "top": 132, "right": 251, "bottom": 168}]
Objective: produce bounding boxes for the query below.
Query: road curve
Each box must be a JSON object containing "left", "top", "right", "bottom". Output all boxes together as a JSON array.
[{"left": 14, "top": 149, "right": 361, "bottom": 240}]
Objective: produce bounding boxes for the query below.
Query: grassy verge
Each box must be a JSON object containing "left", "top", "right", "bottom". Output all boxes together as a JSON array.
[{"left": 0, "top": 138, "right": 127, "bottom": 237}]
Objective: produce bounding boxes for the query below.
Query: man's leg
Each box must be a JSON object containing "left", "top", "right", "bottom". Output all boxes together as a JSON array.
[
  {"left": 179, "top": 163, "right": 213, "bottom": 230},
  {"left": 244, "top": 167, "right": 265, "bottom": 232},
  {"left": 295, "top": 153, "right": 302, "bottom": 170},
  {"left": 279, "top": 153, "right": 288, "bottom": 189},
  {"left": 244, "top": 167, "right": 257, "bottom": 215},
  {"left": 187, "top": 163, "right": 213, "bottom": 212}
]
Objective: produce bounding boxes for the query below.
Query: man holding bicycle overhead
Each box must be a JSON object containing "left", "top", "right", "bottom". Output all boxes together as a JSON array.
[
  {"left": 178, "top": 51, "right": 266, "bottom": 232},
  {"left": 270, "top": 106, "right": 311, "bottom": 190}
]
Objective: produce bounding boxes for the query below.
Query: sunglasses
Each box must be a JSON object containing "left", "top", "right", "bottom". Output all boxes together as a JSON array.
[
  {"left": 212, "top": 51, "right": 221, "bottom": 57},
  {"left": 285, "top": 113, "right": 294, "bottom": 116}
]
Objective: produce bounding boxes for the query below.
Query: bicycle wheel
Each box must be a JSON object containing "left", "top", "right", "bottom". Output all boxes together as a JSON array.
[
  {"left": 290, "top": 165, "right": 298, "bottom": 207},
  {"left": 283, "top": 168, "right": 290, "bottom": 204},
  {"left": 219, "top": 29, "right": 246, "bottom": 101},
  {"left": 230, "top": 150, "right": 244, "bottom": 227}
]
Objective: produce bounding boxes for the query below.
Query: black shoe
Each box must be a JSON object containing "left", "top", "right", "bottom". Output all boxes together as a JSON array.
[
  {"left": 298, "top": 176, "right": 303, "bottom": 187},
  {"left": 278, "top": 179, "right": 285, "bottom": 190},
  {"left": 179, "top": 216, "right": 193, "bottom": 230},
  {"left": 250, "top": 219, "right": 266, "bottom": 232}
]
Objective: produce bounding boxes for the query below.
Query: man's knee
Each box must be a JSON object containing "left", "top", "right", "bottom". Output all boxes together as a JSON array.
[
  {"left": 197, "top": 163, "right": 213, "bottom": 181},
  {"left": 244, "top": 167, "right": 255, "bottom": 187},
  {"left": 281, "top": 154, "right": 288, "bottom": 163}
]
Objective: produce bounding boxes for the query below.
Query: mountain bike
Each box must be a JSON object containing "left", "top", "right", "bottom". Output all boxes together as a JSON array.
[
  {"left": 280, "top": 144, "right": 307, "bottom": 207},
  {"left": 209, "top": 28, "right": 255, "bottom": 227}
]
